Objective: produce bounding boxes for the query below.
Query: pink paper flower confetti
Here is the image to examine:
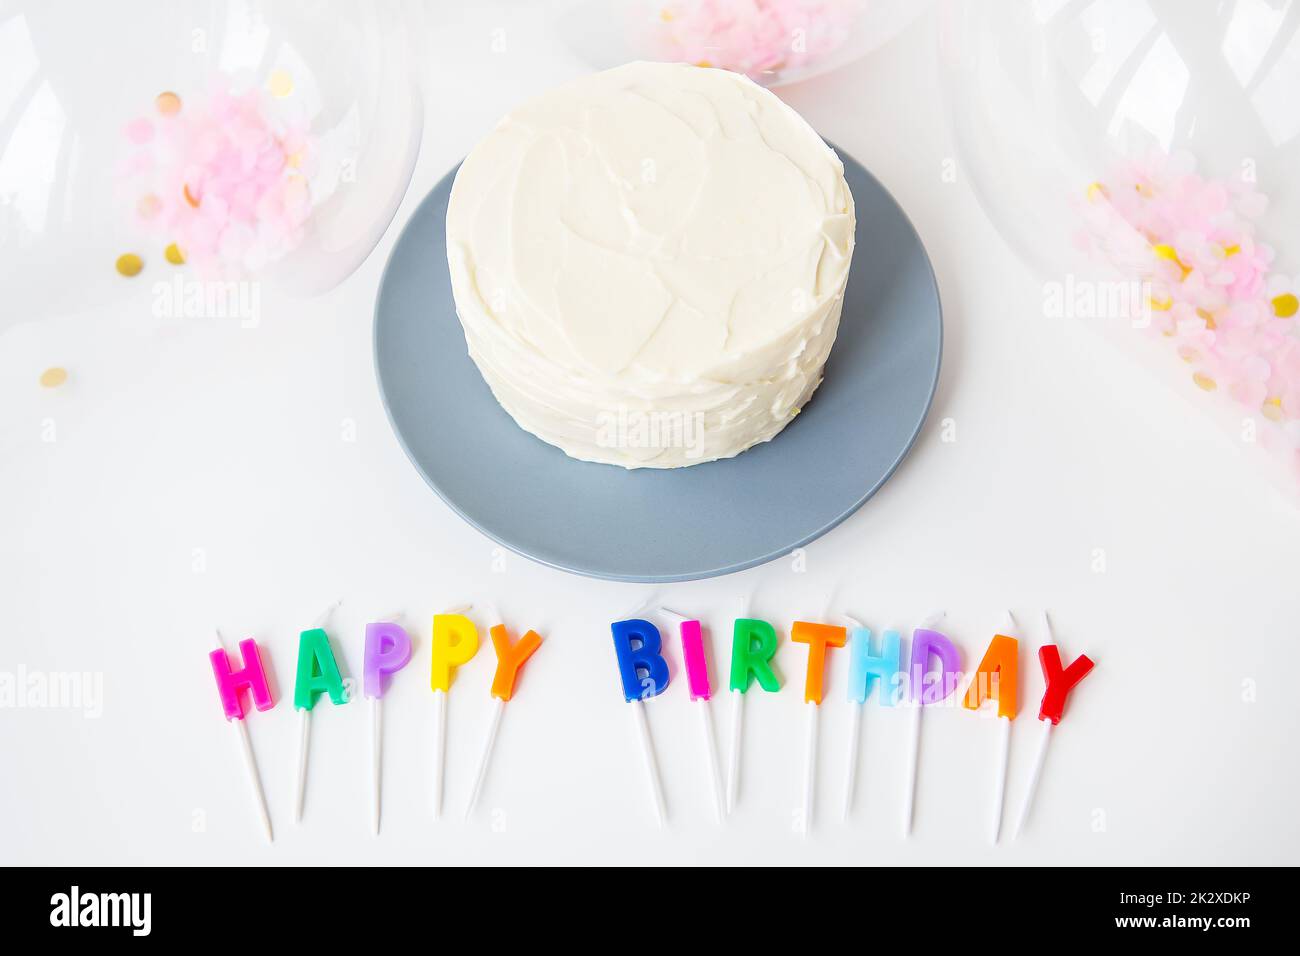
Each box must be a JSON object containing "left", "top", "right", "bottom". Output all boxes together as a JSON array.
[
  {"left": 1080, "top": 150, "right": 1300, "bottom": 488},
  {"left": 122, "top": 82, "right": 318, "bottom": 276},
  {"left": 655, "top": 0, "right": 855, "bottom": 82}
]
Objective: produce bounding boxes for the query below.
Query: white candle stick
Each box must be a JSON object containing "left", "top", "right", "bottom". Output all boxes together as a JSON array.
[
  {"left": 214, "top": 627, "right": 273, "bottom": 843},
  {"left": 431, "top": 603, "right": 472, "bottom": 821},
  {"left": 1013, "top": 715, "right": 1052, "bottom": 840},
  {"left": 989, "top": 610, "right": 1017, "bottom": 844},
  {"left": 234, "top": 716, "right": 273, "bottom": 842},
  {"left": 462, "top": 601, "right": 506, "bottom": 822},
  {"left": 631, "top": 696, "right": 667, "bottom": 827},
  {"left": 725, "top": 593, "right": 753, "bottom": 815},
  {"left": 661, "top": 606, "right": 725, "bottom": 823},
  {"left": 992, "top": 712, "right": 1012, "bottom": 842},
  {"left": 726, "top": 688, "right": 743, "bottom": 814},
  {"left": 843, "top": 701, "right": 862, "bottom": 822},
  {"left": 902, "top": 694, "right": 922, "bottom": 836},
  {"left": 464, "top": 697, "right": 504, "bottom": 821},
  {"left": 902, "top": 609, "right": 945, "bottom": 837},
  {"left": 369, "top": 608, "right": 405, "bottom": 837},
  {"left": 801, "top": 700, "right": 818, "bottom": 835},
  {"left": 431, "top": 688, "right": 447, "bottom": 819},
  {"left": 837, "top": 614, "right": 864, "bottom": 823},
  {"left": 294, "top": 708, "right": 311, "bottom": 823},
  {"left": 698, "top": 699, "right": 724, "bottom": 823},
  {"left": 370, "top": 696, "right": 383, "bottom": 835},
  {"left": 293, "top": 599, "right": 341, "bottom": 823},
  {"left": 1012, "top": 609, "right": 1067, "bottom": 840}
]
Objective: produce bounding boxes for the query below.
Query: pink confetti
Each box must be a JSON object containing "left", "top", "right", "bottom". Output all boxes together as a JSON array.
[
  {"left": 122, "top": 84, "right": 317, "bottom": 275},
  {"left": 1080, "top": 150, "right": 1300, "bottom": 488}
]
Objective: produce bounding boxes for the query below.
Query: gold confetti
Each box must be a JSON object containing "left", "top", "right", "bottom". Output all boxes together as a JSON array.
[
  {"left": 1262, "top": 400, "right": 1284, "bottom": 422},
  {"left": 164, "top": 242, "right": 185, "bottom": 265},
  {"left": 183, "top": 183, "right": 200, "bottom": 208},
  {"left": 115, "top": 252, "right": 143, "bottom": 277},
  {"left": 1192, "top": 372, "right": 1216, "bottom": 391},
  {"left": 1273, "top": 293, "right": 1298, "bottom": 318},
  {"left": 268, "top": 69, "right": 294, "bottom": 97},
  {"left": 695, "top": 60, "right": 712, "bottom": 68},
  {"left": 39, "top": 367, "right": 68, "bottom": 388},
  {"left": 1085, "top": 182, "right": 1108, "bottom": 202},
  {"left": 156, "top": 91, "right": 181, "bottom": 115},
  {"left": 1196, "top": 308, "right": 1217, "bottom": 331},
  {"left": 1223, "top": 243, "right": 1240, "bottom": 257}
]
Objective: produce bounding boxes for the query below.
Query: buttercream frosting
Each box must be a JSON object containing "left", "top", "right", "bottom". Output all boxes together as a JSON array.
[{"left": 446, "top": 61, "right": 854, "bottom": 468}]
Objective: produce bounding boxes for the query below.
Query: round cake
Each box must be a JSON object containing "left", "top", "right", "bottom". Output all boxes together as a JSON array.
[{"left": 445, "top": 61, "right": 855, "bottom": 468}]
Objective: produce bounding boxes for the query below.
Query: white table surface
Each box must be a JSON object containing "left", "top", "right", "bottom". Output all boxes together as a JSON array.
[{"left": 3, "top": 2, "right": 1298, "bottom": 866}]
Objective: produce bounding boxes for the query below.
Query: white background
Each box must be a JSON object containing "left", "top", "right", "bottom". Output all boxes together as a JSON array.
[{"left": 3, "top": 2, "right": 1298, "bottom": 866}]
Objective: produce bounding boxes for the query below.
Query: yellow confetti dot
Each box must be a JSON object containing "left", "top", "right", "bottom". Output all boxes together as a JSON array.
[
  {"left": 695, "top": 60, "right": 712, "bottom": 68},
  {"left": 268, "top": 70, "right": 294, "bottom": 97},
  {"left": 1192, "top": 372, "right": 1216, "bottom": 392},
  {"left": 156, "top": 91, "right": 182, "bottom": 115},
  {"left": 1085, "top": 182, "right": 1108, "bottom": 202},
  {"left": 1223, "top": 244, "right": 1240, "bottom": 257},
  {"left": 1153, "top": 243, "right": 1192, "bottom": 279},
  {"left": 164, "top": 242, "right": 185, "bottom": 265},
  {"left": 1196, "top": 308, "right": 1217, "bottom": 331},
  {"left": 1149, "top": 295, "right": 1172, "bottom": 312},
  {"left": 1262, "top": 400, "right": 1284, "bottom": 422},
  {"left": 39, "top": 367, "right": 68, "bottom": 388},
  {"left": 660, "top": 8, "right": 674, "bottom": 21},
  {"left": 115, "top": 253, "right": 143, "bottom": 277},
  {"left": 1272, "top": 293, "right": 1298, "bottom": 318},
  {"left": 1134, "top": 182, "right": 1155, "bottom": 198}
]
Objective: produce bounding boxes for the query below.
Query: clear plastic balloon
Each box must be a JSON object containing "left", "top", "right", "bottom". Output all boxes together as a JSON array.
[
  {"left": 942, "top": 0, "right": 1300, "bottom": 499},
  {"left": 0, "top": 0, "right": 423, "bottom": 326},
  {"left": 554, "top": 0, "right": 932, "bottom": 88}
]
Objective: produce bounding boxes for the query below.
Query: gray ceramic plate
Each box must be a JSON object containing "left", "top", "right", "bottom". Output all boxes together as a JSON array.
[{"left": 374, "top": 148, "right": 941, "bottom": 582}]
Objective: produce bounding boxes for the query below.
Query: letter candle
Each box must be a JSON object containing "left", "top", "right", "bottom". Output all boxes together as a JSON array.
[
  {"left": 1012, "top": 611, "right": 1096, "bottom": 839},
  {"left": 903, "top": 611, "right": 958, "bottom": 836},
  {"left": 292, "top": 600, "right": 345, "bottom": 823},
  {"left": 611, "top": 617, "right": 672, "bottom": 826},
  {"left": 364, "top": 615, "right": 412, "bottom": 835},
  {"left": 791, "top": 619, "right": 848, "bottom": 834},
  {"left": 962, "top": 611, "right": 1019, "bottom": 843},
  {"left": 464, "top": 606, "right": 543, "bottom": 821},
  {"left": 209, "top": 628, "right": 275, "bottom": 842},
  {"left": 842, "top": 617, "right": 901, "bottom": 821},
  {"left": 429, "top": 604, "right": 476, "bottom": 820},
  {"left": 726, "top": 595, "right": 778, "bottom": 814},
  {"left": 661, "top": 607, "right": 725, "bottom": 823}
]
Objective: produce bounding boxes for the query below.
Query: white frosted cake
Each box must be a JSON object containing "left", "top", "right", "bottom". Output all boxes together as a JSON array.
[{"left": 445, "top": 61, "right": 855, "bottom": 468}]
